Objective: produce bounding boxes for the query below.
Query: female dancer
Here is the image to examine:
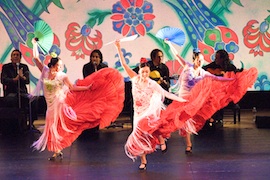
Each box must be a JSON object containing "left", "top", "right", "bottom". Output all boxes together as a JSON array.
[
  {"left": 31, "top": 40, "right": 125, "bottom": 160},
  {"left": 165, "top": 41, "right": 233, "bottom": 153},
  {"left": 161, "top": 41, "right": 258, "bottom": 153},
  {"left": 114, "top": 40, "right": 186, "bottom": 170}
]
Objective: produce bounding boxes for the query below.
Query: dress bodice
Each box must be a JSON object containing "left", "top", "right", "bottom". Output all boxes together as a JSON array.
[
  {"left": 179, "top": 62, "right": 207, "bottom": 97},
  {"left": 42, "top": 67, "right": 67, "bottom": 105},
  {"left": 43, "top": 78, "right": 64, "bottom": 103},
  {"left": 132, "top": 77, "right": 154, "bottom": 116}
]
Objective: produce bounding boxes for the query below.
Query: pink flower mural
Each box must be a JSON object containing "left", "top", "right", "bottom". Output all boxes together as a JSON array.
[
  {"left": 111, "top": 0, "right": 155, "bottom": 36},
  {"left": 198, "top": 26, "right": 239, "bottom": 63},
  {"left": 243, "top": 19, "right": 270, "bottom": 57},
  {"left": 65, "top": 23, "right": 103, "bottom": 60}
]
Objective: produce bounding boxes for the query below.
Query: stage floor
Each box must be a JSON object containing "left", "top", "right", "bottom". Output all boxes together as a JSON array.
[{"left": 0, "top": 109, "right": 270, "bottom": 180}]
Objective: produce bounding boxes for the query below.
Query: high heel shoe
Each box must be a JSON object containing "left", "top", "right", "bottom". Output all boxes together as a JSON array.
[
  {"left": 58, "top": 151, "right": 63, "bottom": 160},
  {"left": 185, "top": 146, "right": 192, "bottom": 154},
  {"left": 48, "top": 152, "right": 63, "bottom": 161},
  {"left": 138, "top": 163, "right": 147, "bottom": 170},
  {"left": 160, "top": 143, "right": 167, "bottom": 154}
]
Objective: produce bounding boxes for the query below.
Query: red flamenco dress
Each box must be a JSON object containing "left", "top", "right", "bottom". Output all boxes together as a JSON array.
[
  {"left": 32, "top": 67, "right": 124, "bottom": 152},
  {"left": 159, "top": 67, "right": 258, "bottom": 137}
]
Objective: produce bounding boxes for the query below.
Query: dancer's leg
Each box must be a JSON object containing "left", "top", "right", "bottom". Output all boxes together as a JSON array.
[
  {"left": 158, "top": 135, "right": 167, "bottom": 153},
  {"left": 139, "top": 154, "right": 147, "bottom": 170},
  {"left": 185, "top": 133, "right": 192, "bottom": 154}
]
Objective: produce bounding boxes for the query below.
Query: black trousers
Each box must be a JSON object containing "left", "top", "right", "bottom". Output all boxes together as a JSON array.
[
  {"left": 212, "top": 109, "right": 224, "bottom": 121},
  {"left": 3, "top": 93, "right": 38, "bottom": 123}
]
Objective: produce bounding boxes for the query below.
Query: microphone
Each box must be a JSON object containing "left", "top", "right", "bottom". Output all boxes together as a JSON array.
[
  {"left": 16, "top": 62, "right": 20, "bottom": 74},
  {"left": 93, "top": 61, "right": 97, "bottom": 72}
]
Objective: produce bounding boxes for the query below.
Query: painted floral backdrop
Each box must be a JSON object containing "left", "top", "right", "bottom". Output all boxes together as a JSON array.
[{"left": 0, "top": 0, "right": 270, "bottom": 96}]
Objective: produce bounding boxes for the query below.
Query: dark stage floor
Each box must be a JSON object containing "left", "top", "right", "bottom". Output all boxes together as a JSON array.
[{"left": 0, "top": 109, "right": 270, "bottom": 180}]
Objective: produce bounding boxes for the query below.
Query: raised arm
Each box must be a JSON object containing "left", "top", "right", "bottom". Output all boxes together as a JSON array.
[
  {"left": 33, "top": 58, "right": 44, "bottom": 73},
  {"left": 165, "top": 40, "right": 186, "bottom": 67},
  {"left": 32, "top": 39, "right": 44, "bottom": 72},
  {"left": 114, "top": 40, "right": 137, "bottom": 78}
]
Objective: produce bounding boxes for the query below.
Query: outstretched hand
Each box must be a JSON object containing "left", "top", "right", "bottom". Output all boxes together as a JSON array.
[
  {"left": 87, "top": 83, "right": 93, "bottom": 90},
  {"left": 164, "top": 38, "right": 173, "bottom": 46},
  {"left": 32, "top": 38, "right": 37, "bottom": 44},
  {"left": 216, "top": 76, "right": 235, "bottom": 81},
  {"left": 164, "top": 38, "right": 169, "bottom": 44},
  {"left": 179, "top": 97, "right": 188, "bottom": 102},
  {"left": 114, "top": 40, "right": 121, "bottom": 49}
]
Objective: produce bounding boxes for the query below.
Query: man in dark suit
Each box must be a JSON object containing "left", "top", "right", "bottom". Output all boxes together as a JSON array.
[
  {"left": 81, "top": 49, "right": 108, "bottom": 136},
  {"left": 83, "top": 49, "right": 108, "bottom": 77},
  {"left": 1, "top": 49, "right": 37, "bottom": 130},
  {"left": 1, "top": 50, "right": 30, "bottom": 106}
]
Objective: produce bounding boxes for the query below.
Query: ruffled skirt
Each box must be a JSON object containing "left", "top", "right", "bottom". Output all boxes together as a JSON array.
[
  {"left": 159, "top": 67, "right": 258, "bottom": 137},
  {"left": 124, "top": 92, "right": 165, "bottom": 161},
  {"left": 124, "top": 116, "right": 162, "bottom": 161},
  {"left": 32, "top": 68, "right": 125, "bottom": 152}
]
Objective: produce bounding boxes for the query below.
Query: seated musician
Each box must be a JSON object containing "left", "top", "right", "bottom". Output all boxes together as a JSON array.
[{"left": 202, "top": 49, "right": 241, "bottom": 126}]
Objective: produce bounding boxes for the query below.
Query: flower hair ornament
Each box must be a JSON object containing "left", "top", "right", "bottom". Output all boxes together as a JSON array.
[
  {"left": 140, "top": 57, "right": 148, "bottom": 64},
  {"left": 50, "top": 52, "right": 58, "bottom": 58}
]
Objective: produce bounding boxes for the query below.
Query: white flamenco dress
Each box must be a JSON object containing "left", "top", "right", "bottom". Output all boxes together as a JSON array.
[{"left": 124, "top": 76, "right": 166, "bottom": 161}]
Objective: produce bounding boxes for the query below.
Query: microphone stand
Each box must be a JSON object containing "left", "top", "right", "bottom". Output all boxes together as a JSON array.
[
  {"left": 17, "top": 67, "right": 39, "bottom": 134},
  {"left": 17, "top": 63, "right": 27, "bottom": 133},
  {"left": 16, "top": 63, "right": 21, "bottom": 109},
  {"left": 28, "top": 100, "right": 40, "bottom": 134},
  {"left": 27, "top": 72, "right": 40, "bottom": 134}
]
